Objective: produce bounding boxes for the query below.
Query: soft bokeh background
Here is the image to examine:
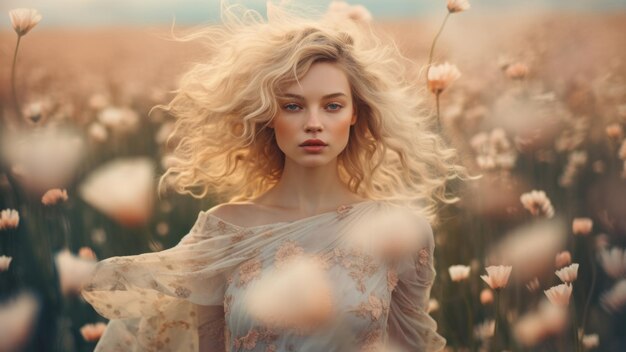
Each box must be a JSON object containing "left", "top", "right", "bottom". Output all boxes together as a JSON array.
[{"left": 1, "top": 0, "right": 626, "bottom": 351}]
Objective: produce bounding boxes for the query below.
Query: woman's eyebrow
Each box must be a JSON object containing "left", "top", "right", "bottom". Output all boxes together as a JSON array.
[{"left": 281, "top": 93, "right": 348, "bottom": 100}]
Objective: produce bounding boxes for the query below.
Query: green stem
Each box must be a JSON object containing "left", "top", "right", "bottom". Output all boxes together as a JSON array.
[
  {"left": 572, "top": 303, "right": 580, "bottom": 352},
  {"left": 427, "top": 11, "right": 451, "bottom": 81},
  {"left": 11, "top": 35, "right": 23, "bottom": 122},
  {"left": 581, "top": 238, "right": 597, "bottom": 335},
  {"left": 462, "top": 289, "right": 474, "bottom": 351}
]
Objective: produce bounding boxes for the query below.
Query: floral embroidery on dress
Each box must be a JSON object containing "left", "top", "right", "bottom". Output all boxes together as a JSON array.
[
  {"left": 224, "top": 294, "right": 233, "bottom": 317},
  {"left": 360, "top": 327, "right": 383, "bottom": 351},
  {"left": 173, "top": 286, "right": 191, "bottom": 298},
  {"left": 353, "top": 294, "right": 388, "bottom": 321},
  {"left": 275, "top": 240, "right": 304, "bottom": 268},
  {"left": 216, "top": 220, "right": 228, "bottom": 234},
  {"left": 232, "top": 229, "right": 254, "bottom": 244},
  {"left": 417, "top": 247, "right": 430, "bottom": 266},
  {"left": 387, "top": 269, "right": 399, "bottom": 292},
  {"left": 332, "top": 248, "right": 379, "bottom": 293},
  {"left": 237, "top": 257, "right": 263, "bottom": 287},
  {"left": 234, "top": 329, "right": 259, "bottom": 350},
  {"left": 336, "top": 204, "right": 354, "bottom": 220}
]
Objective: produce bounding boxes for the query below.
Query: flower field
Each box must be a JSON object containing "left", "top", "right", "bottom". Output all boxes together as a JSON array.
[{"left": 0, "top": 3, "right": 625, "bottom": 352}]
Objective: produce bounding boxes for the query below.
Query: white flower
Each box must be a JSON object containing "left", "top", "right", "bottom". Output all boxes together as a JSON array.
[
  {"left": 8, "top": 8, "right": 42, "bottom": 36},
  {"left": 0, "top": 209, "right": 19, "bottom": 230},
  {"left": 97, "top": 106, "right": 139, "bottom": 133},
  {"left": 55, "top": 249, "right": 96, "bottom": 296},
  {"left": 599, "top": 247, "right": 626, "bottom": 279},
  {"left": 544, "top": 283, "right": 572, "bottom": 307},
  {"left": 447, "top": 0, "right": 471, "bottom": 13},
  {"left": 513, "top": 300, "right": 567, "bottom": 347},
  {"left": 520, "top": 190, "right": 555, "bottom": 218},
  {"left": 555, "top": 263, "right": 579, "bottom": 283},
  {"left": 0, "top": 255, "right": 12, "bottom": 271},
  {"left": 428, "top": 62, "right": 461, "bottom": 95},
  {"left": 474, "top": 319, "right": 495, "bottom": 340},
  {"left": 481, "top": 265, "right": 512, "bottom": 290},
  {"left": 0, "top": 292, "right": 39, "bottom": 352},
  {"left": 448, "top": 265, "right": 471, "bottom": 282},
  {"left": 78, "top": 158, "right": 155, "bottom": 227},
  {"left": 601, "top": 279, "right": 626, "bottom": 312},
  {"left": 582, "top": 334, "right": 599, "bottom": 350}
]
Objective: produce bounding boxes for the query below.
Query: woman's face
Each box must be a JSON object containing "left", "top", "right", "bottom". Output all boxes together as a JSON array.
[{"left": 272, "top": 61, "right": 356, "bottom": 168}]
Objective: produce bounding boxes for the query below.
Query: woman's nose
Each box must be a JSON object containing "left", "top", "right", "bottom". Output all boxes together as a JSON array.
[{"left": 304, "top": 110, "right": 323, "bottom": 132}]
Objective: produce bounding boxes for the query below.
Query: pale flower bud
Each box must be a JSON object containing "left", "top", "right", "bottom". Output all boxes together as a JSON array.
[
  {"left": 582, "top": 334, "right": 599, "bottom": 350},
  {"left": 0, "top": 209, "right": 20, "bottom": 230},
  {"left": 448, "top": 265, "right": 471, "bottom": 282},
  {"left": 427, "top": 298, "right": 440, "bottom": 313},
  {"left": 41, "top": 188, "right": 68, "bottom": 206},
  {"left": 555, "top": 251, "right": 572, "bottom": 269},
  {"left": 526, "top": 277, "right": 540, "bottom": 292},
  {"left": 480, "top": 288, "right": 494, "bottom": 304},
  {"left": 0, "top": 255, "right": 13, "bottom": 271},
  {"left": 80, "top": 322, "right": 107, "bottom": 342},
  {"left": 572, "top": 217, "right": 593, "bottom": 236},
  {"left": 605, "top": 123, "right": 623, "bottom": 139},
  {"left": 427, "top": 62, "right": 461, "bottom": 95},
  {"left": 78, "top": 247, "right": 97, "bottom": 261},
  {"left": 505, "top": 62, "right": 529, "bottom": 80},
  {"left": 8, "top": 8, "right": 42, "bottom": 36},
  {"left": 447, "top": 0, "right": 471, "bottom": 13}
]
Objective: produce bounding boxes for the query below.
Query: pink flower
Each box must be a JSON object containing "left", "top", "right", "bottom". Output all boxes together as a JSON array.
[
  {"left": 572, "top": 217, "right": 593, "bottom": 236},
  {"left": 80, "top": 322, "right": 107, "bottom": 342},
  {"left": 41, "top": 188, "right": 68, "bottom": 206},
  {"left": 480, "top": 288, "right": 494, "bottom": 304},
  {"left": 428, "top": 62, "right": 461, "bottom": 95},
  {"left": 520, "top": 190, "right": 555, "bottom": 218},
  {"left": 555, "top": 251, "right": 572, "bottom": 269},
  {"left": 555, "top": 263, "right": 579, "bottom": 283},
  {"left": 481, "top": 265, "right": 512, "bottom": 290},
  {"left": 605, "top": 123, "right": 623, "bottom": 139},
  {"left": 326, "top": 1, "right": 372, "bottom": 22},
  {"left": 0, "top": 209, "right": 19, "bottom": 230},
  {"left": 78, "top": 247, "right": 97, "bottom": 261},
  {"left": 513, "top": 300, "right": 568, "bottom": 347},
  {"left": 505, "top": 62, "right": 529, "bottom": 80},
  {"left": 447, "top": 0, "right": 471, "bottom": 13},
  {"left": 544, "top": 283, "right": 572, "bottom": 307},
  {"left": 8, "top": 8, "right": 42, "bottom": 36},
  {"left": 448, "top": 265, "right": 471, "bottom": 282},
  {"left": 427, "top": 298, "right": 440, "bottom": 313}
]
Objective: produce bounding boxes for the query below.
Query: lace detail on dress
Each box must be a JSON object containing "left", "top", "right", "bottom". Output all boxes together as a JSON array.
[
  {"left": 274, "top": 240, "right": 304, "bottom": 268},
  {"left": 331, "top": 248, "right": 379, "bottom": 293},
  {"left": 353, "top": 294, "right": 389, "bottom": 321},
  {"left": 233, "top": 327, "right": 279, "bottom": 351},
  {"left": 237, "top": 257, "right": 262, "bottom": 287},
  {"left": 387, "top": 269, "right": 399, "bottom": 292},
  {"left": 336, "top": 204, "right": 354, "bottom": 220}
]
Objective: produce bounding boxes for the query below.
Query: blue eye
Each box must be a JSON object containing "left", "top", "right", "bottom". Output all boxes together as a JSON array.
[
  {"left": 327, "top": 103, "right": 343, "bottom": 111},
  {"left": 283, "top": 103, "right": 302, "bottom": 112}
]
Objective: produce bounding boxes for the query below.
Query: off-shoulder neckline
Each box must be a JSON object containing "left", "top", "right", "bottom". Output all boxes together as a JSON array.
[{"left": 203, "top": 199, "right": 378, "bottom": 231}]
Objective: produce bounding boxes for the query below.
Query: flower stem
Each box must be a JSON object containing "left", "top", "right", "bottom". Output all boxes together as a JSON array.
[
  {"left": 493, "top": 290, "right": 499, "bottom": 352},
  {"left": 462, "top": 289, "right": 474, "bottom": 350},
  {"left": 572, "top": 303, "right": 580, "bottom": 352},
  {"left": 581, "top": 238, "right": 596, "bottom": 335},
  {"left": 11, "top": 35, "right": 23, "bottom": 122},
  {"left": 426, "top": 12, "right": 450, "bottom": 82},
  {"left": 435, "top": 93, "right": 441, "bottom": 133}
]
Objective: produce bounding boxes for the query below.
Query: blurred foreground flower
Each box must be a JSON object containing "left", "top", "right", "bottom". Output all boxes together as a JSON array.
[
  {"left": 601, "top": 279, "right": 626, "bottom": 312},
  {"left": 481, "top": 265, "right": 512, "bottom": 290},
  {"left": 526, "top": 277, "right": 540, "bottom": 292},
  {"left": 0, "top": 209, "right": 19, "bottom": 230},
  {"left": 0, "top": 292, "right": 39, "bottom": 352},
  {"left": 326, "top": 1, "right": 372, "bottom": 22},
  {"left": 520, "top": 190, "right": 555, "bottom": 218},
  {"left": 78, "top": 247, "right": 97, "bottom": 261},
  {"left": 555, "top": 263, "right": 579, "bottom": 283},
  {"left": 80, "top": 322, "right": 106, "bottom": 342},
  {"left": 599, "top": 247, "right": 626, "bottom": 279},
  {"left": 54, "top": 249, "right": 96, "bottom": 296},
  {"left": 427, "top": 298, "right": 439, "bottom": 313},
  {"left": 572, "top": 217, "right": 593, "bottom": 235},
  {"left": 1, "top": 128, "right": 84, "bottom": 193},
  {"left": 8, "top": 8, "right": 41, "bottom": 36},
  {"left": 246, "top": 256, "right": 333, "bottom": 332},
  {"left": 513, "top": 300, "right": 567, "bottom": 347},
  {"left": 448, "top": 265, "right": 470, "bottom": 282},
  {"left": 487, "top": 220, "right": 565, "bottom": 282},
  {"left": 97, "top": 106, "right": 140, "bottom": 133},
  {"left": 79, "top": 158, "right": 155, "bottom": 227},
  {"left": 41, "top": 188, "right": 68, "bottom": 206},
  {"left": 544, "top": 283, "right": 572, "bottom": 307},
  {"left": 427, "top": 62, "right": 461, "bottom": 95},
  {"left": 0, "top": 255, "right": 12, "bottom": 271},
  {"left": 480, "top": 288, "right": 494, "bottom": 304},
  {"left": 447, "top": 0, "right": 470, "bottom": 13}
]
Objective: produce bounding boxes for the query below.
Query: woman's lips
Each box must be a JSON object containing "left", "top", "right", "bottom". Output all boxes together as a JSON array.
[{"left": 300, "top": 145, "right": 326, "bottom": 153}]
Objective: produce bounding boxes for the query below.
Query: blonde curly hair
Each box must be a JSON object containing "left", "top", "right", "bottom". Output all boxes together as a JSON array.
[{"left": 159, "top": 2, "right": 467, "bottom": 224}]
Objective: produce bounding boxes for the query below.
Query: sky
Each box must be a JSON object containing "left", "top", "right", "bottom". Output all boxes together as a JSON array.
[{"left": 1, "top": 0, "right": 625, "bottom": 27}]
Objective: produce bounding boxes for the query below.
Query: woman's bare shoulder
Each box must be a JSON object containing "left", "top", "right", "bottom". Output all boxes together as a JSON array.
[{"left": 205, "top": 202, "right": 256, "bottom": 224}]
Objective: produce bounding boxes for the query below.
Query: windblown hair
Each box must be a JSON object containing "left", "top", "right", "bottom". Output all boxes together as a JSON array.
[{"left": 159, "top": 2, "right": 468, "bottom": 224}]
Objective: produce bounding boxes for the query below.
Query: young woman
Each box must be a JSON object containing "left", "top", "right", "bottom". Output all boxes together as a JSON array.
[{"left": 82, "top": 3, "right": 465, "bottom": 351}]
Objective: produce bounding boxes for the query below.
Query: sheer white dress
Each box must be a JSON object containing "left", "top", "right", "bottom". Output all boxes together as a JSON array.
[{"left": 81, "top": 200, "right": 446, "bottom": 351}]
